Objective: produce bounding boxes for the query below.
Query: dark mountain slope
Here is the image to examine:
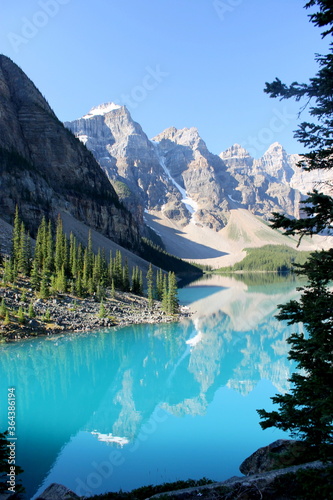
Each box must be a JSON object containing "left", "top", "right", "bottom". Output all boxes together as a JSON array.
[{"left": 0, "top": 55, "right": 139, "bottom": 249}]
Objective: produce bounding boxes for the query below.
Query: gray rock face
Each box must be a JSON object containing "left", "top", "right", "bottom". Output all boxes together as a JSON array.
[
  {"left": 289, "top": 152, "right": 333, "bottom": 195},
  {"left": 66, "top": 105, "right": 185, "bottom": 225},
  {"left": 153, "top": 127, "right": 233, "bottom": 230},
  {"left": 0, "top": 56, "right": 140, "bottom": 249},
  {"left": 66, "top": 103, "right": 333, "bottom": 233},
  {"left": 220, "top": 143, "right": 303, "bottom": 220}
]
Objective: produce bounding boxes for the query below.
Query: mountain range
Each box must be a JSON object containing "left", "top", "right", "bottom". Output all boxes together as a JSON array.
[
  {"left": 65, "top": 105, "right": 302, "bottom": 230},
  {"left": 65, "top": 102, "right": 333, "bottom": 267}
]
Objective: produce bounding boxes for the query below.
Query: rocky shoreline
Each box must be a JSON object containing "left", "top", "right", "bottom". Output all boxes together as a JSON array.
[{"left": 0, "top": 283, "right": 191, "bottom": 341}]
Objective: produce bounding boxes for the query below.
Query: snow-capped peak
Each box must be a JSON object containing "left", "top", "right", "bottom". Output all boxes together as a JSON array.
[
  {"left": 82, "top": 102, "right": 121, "bottom": 119},
  {"left": 220, "top": 143, "right": 252, "bottom": 159},
  {"left": 264, "top": 142, "right": 285, "bottom": 154}
]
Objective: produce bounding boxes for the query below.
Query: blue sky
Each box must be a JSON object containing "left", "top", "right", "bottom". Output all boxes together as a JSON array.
[{"left": 1, "top": 0, "right": 330, "bottom": 157}]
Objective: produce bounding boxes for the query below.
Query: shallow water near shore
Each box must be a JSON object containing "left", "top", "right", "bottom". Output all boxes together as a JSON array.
[{"left": 0, "top": 274, "right": 301, "bottom": 499}]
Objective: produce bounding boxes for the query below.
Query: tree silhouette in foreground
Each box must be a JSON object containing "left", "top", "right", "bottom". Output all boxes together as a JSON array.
[{"left": 257, "top": 0, "right": 333, "bottom": 461}]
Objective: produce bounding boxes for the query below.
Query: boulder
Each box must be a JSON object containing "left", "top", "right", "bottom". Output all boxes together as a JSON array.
[
  {"left": 28, "top": 319, "right": 40, "bottom": 329},
  {"left": 35, "top": 483, "right": 79, "bottom": 500},
  {"left": 239, "top": 439, "right": 310, "bottom": 475}
]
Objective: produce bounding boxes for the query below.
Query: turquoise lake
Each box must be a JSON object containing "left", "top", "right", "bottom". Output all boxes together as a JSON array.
[{"left": 0, "top": 274, "right": 303, "bottom": 499}]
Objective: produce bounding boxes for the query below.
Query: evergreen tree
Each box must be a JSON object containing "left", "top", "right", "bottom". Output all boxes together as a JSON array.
[
  {"left": 77, "top": 243, "right": 84, "bottom": 276},
  {"left": 111, "top": 278, "right": 116, "bottom": 299},
  {"left": 131, "top": 266, "right": 138, "bottom": 294},
  {"left": 96, "top": 283, "right": 105, "bottom": 302},
  {"left": 69, "top": 278, "right": 75, "bottom": 295},
  {"left": 161, "top": 274, "right": 168, "bottom": 313},
  {"left": 87, "top": 229, "right": 94, "bottom": 278},
  {"left": 17, "top": 306, "right": 25, "bottom": 324},
  {"left": 28, "top": 302, "right": 35, "bottom": 319},
  {"left": 258, "top": 0, "right": 333, "bottom": 460},
  {"left": 113, "top": 250, "right": 123, "bottom": 288},
  {"left": 54, "top": 215, "right": 65, "bottom": 273},
  {"left": 87, "top": 274, "right": 94, "bottom": 296},
  {"left": 63, "top": 236, "right": 69, "bottom": 275},
  {"left": 69, "top": 232, "right": 77, "bottom": 277},
  {"left": 156, "top": 268, "right": 164, "bottom": 301},
  {"left": 167, "top": 272, "right": 179, "bottom": 315},
  {"left": 11, "top": 205, "right": 21, "bottom": 276},
  {"left": 43, "top": 309, "right": 51, "bottom": 321},
  {"left": 0, "top": 299, "right": 6, "bottom": 318},
  {"left": 98, "top": 299, "right": 107, "bottom": 318},
  {"left": 30, "top": 258, "right": 41, "bottom": 291},
  {"left": 139, "top": 270, "right": 143, "bottom": 296},
  {"left": 108, "top": 250, "right": 113, "bottom": 283},
  {"left": 2, "top": 258, "right": 14, "bottom": 285},
  {"left": 34, "top": 217, "right": 47, "bottom": 271},
  {"left": 100, "top": 249, "right": 109, "bottom": 288},
  {"left": 17, "top": 221, "right": 31, "bottom": 275},
  {"left": 44, "top": 220, "right": 53, "bottom": 274},
  {"left": 49, "top": 274, "right": 56, "bottom": 295},
  {"left": 39, "top": 273, "right": 50, "bottom": 299},
  {"left": 82, "top": 243, "right": 94, "bottom": 294},
  {"left": 75, "top": 272, "right": 83, "bottom": 298},
  {"left": 146, "top": 263, "right": 154, "bottom": 310},
  {"left": 122, "top": 260, "right": 130, "bottom": 292},
  {"left": 131, "top": 266, "right": 142, "bottom": 295},
  {"left": 92, "top": 249, "right": 102, "bottom": 288},
  {"left": 82, "top": 247, "right": 89, "bottom": 290},
  {"left": 55, "top": 264, "right": 67, "bottom": 293},
  {"left": 160, "top": 272, "right": 179, "bottom": 315}
]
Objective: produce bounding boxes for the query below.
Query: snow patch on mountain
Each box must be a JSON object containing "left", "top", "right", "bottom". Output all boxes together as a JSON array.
[
  {"left": 77, "top": 134, "right": 89, "bottom": 145},
  {"left": 152, "top": 141, "right": 198, "bottom": 218},
  {"left": 228, "top": 194, "right": 240, "bottom": 204},
  {"left": 82, "top": 102, "right": 121, "bottom": 119}
]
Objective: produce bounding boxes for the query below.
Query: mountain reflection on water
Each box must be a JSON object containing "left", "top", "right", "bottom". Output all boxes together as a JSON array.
[
  {"left": 181, "top": 274, "right": 302, "bottom": 396},
  {"left": 0, "top": 274, "right": 302, "bottom": 499}
]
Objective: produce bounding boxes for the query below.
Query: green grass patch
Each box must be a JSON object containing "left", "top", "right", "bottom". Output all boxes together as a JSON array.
[{"left": 217, "top": 245, "right": 312, "bottom": 273}]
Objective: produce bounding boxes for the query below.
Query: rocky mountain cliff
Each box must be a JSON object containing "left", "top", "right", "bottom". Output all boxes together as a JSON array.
[
  {"left": 66, "top": 103, "right": 330, "bottom": 233},
  {"left": 0, "top": 56, "right": 140, "bottom": 249},
  {"left": 66, "top": 105, "right": 191, "bottom": 225},
  {"left": 220, "top": 142, "right": 302, "bottom": 220},
  {"left": 67, "top": 107, "right": 236, "bottom": 230}
]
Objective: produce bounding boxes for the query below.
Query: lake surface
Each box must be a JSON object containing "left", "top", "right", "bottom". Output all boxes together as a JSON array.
[{"left": 0, "top": 274, "right": 303, "bottom": 499}]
